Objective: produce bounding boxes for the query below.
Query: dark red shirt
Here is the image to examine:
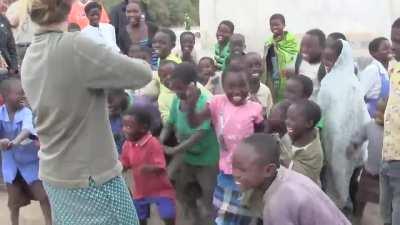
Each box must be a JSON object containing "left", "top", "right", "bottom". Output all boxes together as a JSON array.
[{"left": 120, "top": 133, "right": 175, "bottom": 200}]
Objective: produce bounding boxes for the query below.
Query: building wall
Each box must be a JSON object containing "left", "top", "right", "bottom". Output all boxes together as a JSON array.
[{"left": 199, "top": 0, "right": 400, "bottom": 57}]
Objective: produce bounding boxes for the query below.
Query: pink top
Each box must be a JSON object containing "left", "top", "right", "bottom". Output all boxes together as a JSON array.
[
  {"left": 120, "top": 133, "right": 175, "bottom": 200},
  {"left": 208, "top": 95, "right": 263, "bottom": 174}
]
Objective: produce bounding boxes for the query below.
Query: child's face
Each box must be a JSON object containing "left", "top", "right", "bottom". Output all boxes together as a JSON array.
[
  {"left": 284, "top": 79, "right": 305, "bottom": 103},
  {"left": 392, "top": 41, "right": 400, "bottom": 61},
  {"left": 129, "top": 51, "right": 151, "bottom": 64},
  {"left": 198, "top": 59, "right": 216, "bottom": 84},
  {"left": 232, "top": 143, "right": 277, "bottom": 191},
  {"left": 5, "top": 82, "right": 25, "bottom": 110},
  {"left": 285, "top": 104, "right": 313, "bottom": 142},
  {"left": 107, "top": 95, "right": 123, "bottom": 117},
  {"left": 372, "top": 40, "right": 392, "bottom": 63},
  {"left": 223, "top": 72, "right": 249, "bottom": 106},
  {"left": 126, "top": 2, "right": 142, "bottom": 26},
  {"left": 216, "top": 24, "right": 233, "bottom": 45},
  {"left": 170, "top": 79, "right": 189, "bottom": 100},
  {"left": 230, "top": 38, "right": 245, "bottom": 56},
  {"left": 267, "top": 106, "right": 286, "bottom": 134},
  {"left": 244, "top": 54, "right": 263, "bottom": 83},
  {"left": 158, "top": 63, "right": 174, "bottom": 88},
  {"left": 322, "top": 46, "right": 339, "bottom": 72},
  {"left": 180, "top": 34, "right": 195, "bottom": 56},
  {"left": 153, "top": 32, "right": 173, "bottom": 59},
  {"left": 301, "top": 34, "right": 323, "bottom": 64},
  {"left": 269, "top": 18, "right": 285, "bottom": 38},
  {"left": 122, "top": 115, "right": 147, "bottom": 141},
  {"left": 86, "top": 8, "right": 101, "bottom": 27}
]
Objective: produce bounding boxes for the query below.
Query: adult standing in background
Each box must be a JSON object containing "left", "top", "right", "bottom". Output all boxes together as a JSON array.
[
  {"left": 0, "top": 13, "right": 18, "bottom": 77},
  {"left": 21, "top": 0, "right": 152, "bottom": 223},
  {"left": 5, "top": 0, "right": 36, "bottom": 65},
  {"left": 68, "top": 0, "right": 109, "bottom": 29},
  {"left": 116, "top": 0, "right": 157, "bottom": 55}
]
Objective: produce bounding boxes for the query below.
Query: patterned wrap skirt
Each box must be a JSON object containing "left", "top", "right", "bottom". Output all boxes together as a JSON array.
[{"left": 43, "top": 176, "right": 139, "bottom": 225}]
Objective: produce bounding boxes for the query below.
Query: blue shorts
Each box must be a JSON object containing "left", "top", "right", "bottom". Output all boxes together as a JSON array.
[{"left": 133, "top": 197, "right": 176, "bottom": 220}]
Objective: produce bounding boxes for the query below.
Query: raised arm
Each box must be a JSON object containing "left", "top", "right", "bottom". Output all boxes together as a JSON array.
[{"left": 74, "top": 34, "right": 152, "bottom": 90}]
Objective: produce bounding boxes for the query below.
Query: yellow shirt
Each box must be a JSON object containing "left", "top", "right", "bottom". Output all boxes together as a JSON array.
[{"left": 383, "top": 63, "right": 400, "bottom": 161}]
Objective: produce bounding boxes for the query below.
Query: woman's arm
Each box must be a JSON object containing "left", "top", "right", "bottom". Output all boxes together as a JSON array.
[{"left": 74, "top": 34, "right": 152, "bottom": 90}]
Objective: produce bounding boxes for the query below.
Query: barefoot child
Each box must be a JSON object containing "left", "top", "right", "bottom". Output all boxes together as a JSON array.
[
  {"left": 186, "top": 68, "right": 264, "bottom": 225},
  {"left": 161, "top": 62, "right": 219, "bottom": 225},
  {"left": 232, "top": 133, "right": 351, "bottom": 225},
  {"left": 214, "top": 20, "right": 234, "bottom": 71},
  {"left": 264, "top": 13, "right": 299, "bottom": 101},
  {"left": 283, "top": 99, "right": 323, "bottom": 185},
  {"left": 0, "top": 78, "right": 51, "bottom": 225},
  {"left": 120, "top": 107, "right": 176, "bottom": 225},
  {"left": 243, "top": 52, "right": 273, "bottom": 116}
]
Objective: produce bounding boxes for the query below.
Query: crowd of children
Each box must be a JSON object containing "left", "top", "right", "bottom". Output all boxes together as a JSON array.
[{"left": 2, "top": 1, "right": 400, "bottom": 224}]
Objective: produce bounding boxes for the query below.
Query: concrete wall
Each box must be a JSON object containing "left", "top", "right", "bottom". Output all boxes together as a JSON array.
[{"left": 199, "top": 0, "right": 400, "bottom": 58}]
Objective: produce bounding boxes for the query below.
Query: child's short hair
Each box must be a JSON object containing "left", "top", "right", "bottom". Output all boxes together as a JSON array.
[
  {"left": 124, "top": 107, "right": 152, "bottom": 130},
  {"left": 68, "top": 23, "right": 81, "bottom": 32},
  {"left": 369, "top": 37, "right": 389, "bottom": 55},
  {"left": 158, "top": 28, "right": 177, "bottom": 47},
  {"left": 241, "top": 133, "right": 281, "bottom": 166},
  {"left": 171, "top": 62, "right": 198, "bottom": 85},
  {"left": 180, "top": 31, "right": 195, "bottom": 42},
  {"left": 84, "top": 1, "right": 101, "bottom": 14},
  {"left": 269, "top": 13, "right": 285, "bottom": 25},
  {"left": 221, "top": 67, "right": 246, "bottom": 84},
  {"left": 107, "top": 89, "right": 129, "bottom": 112},
  {"left": 159, "top": 59, "right": 178, "bottom": 69},
  {"left": 230, "top": 33, "right": 245, "bottom": 44},
  {"left": 288, "top": 75, "right": 314, "bottom": 98},
  {"left": 305, "top": 29, "right": 326, "bottom": 48},
  {"left": 0, "top": 77, "right": 20, "bottom": 96},
  {"left": 328, "top": 32, "right": 347, "bottom": 41},
  {"left": 293, "top": 99, "right": 322, "bottom": 128},
  {"left": 218, "top": 20, "right": 235, "bottom": 33},
  {"left": 392, "top": 18, "right": 400, "bottom": 28},
  {"left": 226, "top": 54, "right": 245, "bottom": 71},
  {"left": 198, "top": 56, "right": 215, "bottom": 65}
]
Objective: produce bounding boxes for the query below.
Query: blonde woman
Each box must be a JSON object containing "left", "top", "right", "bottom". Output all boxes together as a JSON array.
[{"left": 21, "top": 0, "right": 152, "bottom": 224}]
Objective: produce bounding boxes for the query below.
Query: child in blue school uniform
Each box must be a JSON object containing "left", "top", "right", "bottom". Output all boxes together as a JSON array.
[{"left": 0, "top": 78, "right": 51, "bottom": 225}]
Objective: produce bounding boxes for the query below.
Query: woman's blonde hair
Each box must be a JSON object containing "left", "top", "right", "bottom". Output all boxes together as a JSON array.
[{"left": 30, "top": 0, "right": 72, "bottom": 26}]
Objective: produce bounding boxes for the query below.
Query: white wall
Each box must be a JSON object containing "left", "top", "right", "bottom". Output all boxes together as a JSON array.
[{"left": 199, "top": 0, "right": 400, "bottom": 57}]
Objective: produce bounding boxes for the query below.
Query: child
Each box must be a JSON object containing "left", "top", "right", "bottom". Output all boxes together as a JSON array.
[
  {"left": 381, "top": 62, "right": 400, "bottom": 225},
  {"left": 67, "top": 22, "right": 81, "bottom": 32},
  {"left": 81, "top": 1, "right": 120, "bottom": 52},
  {"left": 243, "top": 52, "right": 273, "bottom": 116},
  {"left": 264, "top": 13, "right": 299, "bottom": 101},
  {"left": 153, "top": 28, "right": 182, "bottom": 68},
  {"left": 359, "top": 37, "right": 391, "bottom": 117},
  {"left": 174, "top": 31, "right": 198, "bottom": 63},
  {"left": 295, "top": 29, "right": 327, "bottom": 101},
  {"left": 120, "top": 107, "right": 176, "bottom": 225},
  {"left": 390, "top": 18, "right": 400, "bottom": 72},
  {"left": 214, "top": 20, "right": 234, "bottom": 71},
  {"left": 157, "top": 60, "right": 178, "bottom": 124},
  {"left": 0, "top": 78, "right": 51, "bottom": 225},
  {"left": 186, "top": 68, "right": 264, "bottom": 225},
  {"left": 198, "top": 57, "right": 223, "bottom": 95},
  {"left": 161, "top": 62, "right": 219, "bottom": 225},
  {"left": 107, "top": 89, "right": 129, "bottom": 154},
  {"left": 231, "top": 133, "right": 351, "bottom": 225},
  {"left": 284, "top": 74, "right": 313, "bottom": 103},
  {"left": 230, "top": 33, "right": 246, "bottom": 57},
  {"left": 318, "top": 39, "right": 370, "bottom": 209},
  {"left": 347, "top": 99, "right": 386, "bottom": 220},
  {"left": 282, "top": 99, "right": 323, "bottom": 185},
  {"left": 128, "top": 45, "right": 153, "bottom": 64}
]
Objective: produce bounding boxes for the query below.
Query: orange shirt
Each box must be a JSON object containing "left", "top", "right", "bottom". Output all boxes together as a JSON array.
[{"left": 67, "top": 1, "right": 110, "bottom": 29}]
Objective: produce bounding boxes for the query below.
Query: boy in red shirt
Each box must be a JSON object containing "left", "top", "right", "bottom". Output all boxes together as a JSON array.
[{"left": 120, "top": 107, "right": 176, "bottom": 225}]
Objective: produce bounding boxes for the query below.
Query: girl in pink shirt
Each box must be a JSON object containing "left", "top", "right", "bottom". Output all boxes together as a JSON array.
[{"left": 187, "top": 68, "right": 264, "bottom": 225}]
